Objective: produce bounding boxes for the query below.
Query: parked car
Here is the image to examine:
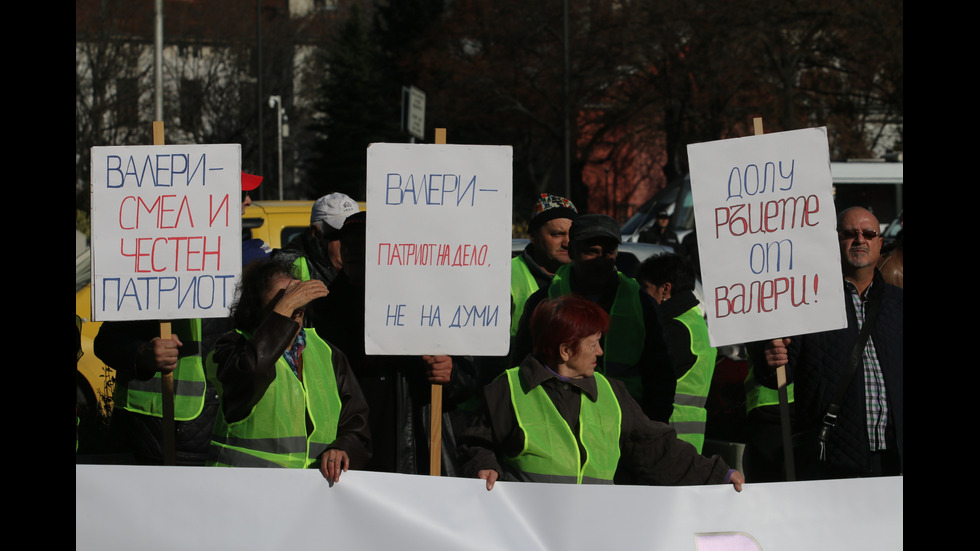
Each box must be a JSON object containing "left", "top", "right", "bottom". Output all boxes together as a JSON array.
[{"left": 881, "top": 210, "right": 903, "bottom": 251}]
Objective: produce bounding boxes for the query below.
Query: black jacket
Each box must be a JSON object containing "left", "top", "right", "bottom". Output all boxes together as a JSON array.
[
  {"left": 314, "top": 271, "right": 480, "bottom": 475},
  {"left": 752, "top": 270, "right": 903, "bottom": 478},
  {"left": 94, "top": 320, "right": 218, "bottom": 465}
]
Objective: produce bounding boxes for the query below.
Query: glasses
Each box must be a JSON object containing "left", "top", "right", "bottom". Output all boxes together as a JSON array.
[{"left": 837, "top": 229, "right": 880, "bottom": 240}]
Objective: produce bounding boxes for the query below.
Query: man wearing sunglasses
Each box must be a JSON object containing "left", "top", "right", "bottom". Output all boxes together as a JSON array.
[{"left": 756, "top": 207, "right": 903, "bottom": 480}]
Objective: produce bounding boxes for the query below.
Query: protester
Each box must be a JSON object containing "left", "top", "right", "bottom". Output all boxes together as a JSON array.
[
  {"left": 636, "top": 253, "right": 716, "bottom": 453},
  {"left": 91, "top": 172, "right": 264, "bottom": 465},
  {"left": 240, "top": 171, "right": 272, "bottom": 267},
  {"left": 206, "top": 258, "right": 370, "bottom": 482},
  {"left": 513, "top": 214, "right": 676, "bottom": 424},
  {"left": 510, "top": 194, "right": 578, "bottom": 338},
  {"left": 273, "top": 192, "right": 359, "bottom": 287},
  {"left": 313, "top": 212, "right": 479, "bottom": 475},
  {"left": 753, "top": 207, "right": 903, "bottom": 479},
  {"left": 94, "top": 318, "right": 213, "bottom": 465},
  {"left": 459, "top": 295, "right": 743, "bottom": 491}
]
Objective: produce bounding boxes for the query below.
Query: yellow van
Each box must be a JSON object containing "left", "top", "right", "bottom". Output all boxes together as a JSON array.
[
  {"left": 241, "top": 200, "right": 317, "bottom": 249},
  {"left": 75, "top": 200, "right": 349, "bottom": 436}
]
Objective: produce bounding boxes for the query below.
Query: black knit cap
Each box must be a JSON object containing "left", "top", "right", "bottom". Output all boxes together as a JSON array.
[{"left": 569, "top": 214, "right": 621, "bottom": 244}]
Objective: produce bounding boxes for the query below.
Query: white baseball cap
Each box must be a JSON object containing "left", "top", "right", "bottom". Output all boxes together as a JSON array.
[{"left": 311, "top": 192, "right": 360, "bottom": 230}]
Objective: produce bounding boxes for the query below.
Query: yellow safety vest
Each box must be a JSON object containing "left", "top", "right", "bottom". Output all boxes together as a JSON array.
[
  {"left": 113, "top": 319, "right": 206, "bottom": 422},
  {"left": 208, "top": 329, "right": 342, "bottom": 468},
  {"left": 667, "top": 306, "right": 716, "bottom": 453},
  {"left": 510, "top": 256, "right": 540, "bottom": 337},
  {"left": 502, "top": 367, "right": 621, "bottom": 484}
]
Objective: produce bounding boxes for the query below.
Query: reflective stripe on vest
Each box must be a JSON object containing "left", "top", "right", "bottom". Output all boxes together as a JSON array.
[
  {"left": 113, "top": 319, "right": 206, "bottom": 421},
  {"left": 744, "top": 364, "right": 794, "bottom": 413},
  {"left": 667, "top": 306, "right": 716, "bottom": 453},
  {"left": 502, "top": 367, "right": 621, "bottom": 484},
  {"left": 208, "top": 329, "right": 342, "bottom": 469},
  {"left": 510, "top": 256, "right": 540, "bottom": 337},
  {"left": 548, "top": 265, "right": 645, "bottom": 399}
]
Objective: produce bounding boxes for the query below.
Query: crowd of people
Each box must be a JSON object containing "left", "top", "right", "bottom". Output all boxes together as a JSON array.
[{"left": 83, "top": 178, "right": 902, "bottom": 490}]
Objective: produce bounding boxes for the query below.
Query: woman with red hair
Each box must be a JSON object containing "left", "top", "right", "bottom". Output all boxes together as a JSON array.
[{"left": 459, "top": 294, "right": 743, "bottom": 491}]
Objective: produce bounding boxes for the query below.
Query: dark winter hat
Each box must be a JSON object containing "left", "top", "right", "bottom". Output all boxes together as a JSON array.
[
  {"left": 528, "top": 193, "right": 578, "bottom": 233},
  {"left": 569, "top": 214, "right": 621, "bottom": 244}
]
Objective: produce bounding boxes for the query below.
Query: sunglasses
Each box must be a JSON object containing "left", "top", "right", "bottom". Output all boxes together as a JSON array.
[{"left": 837, "top": 229, "right": 880, "bottom": 240}]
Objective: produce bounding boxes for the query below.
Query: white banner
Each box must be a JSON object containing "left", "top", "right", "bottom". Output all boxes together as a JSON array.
[
  {"left": 364, "top": 143, "right": 513, "bottom": 355},
  {"left": 687, "top": 128, "right": 846, "bottom": 347},
  {"left": 76, "top": 465, "right": 902, "bottom": 550},
  {"left": 90, "top": 144, "right": 242, "bottom": 322}
]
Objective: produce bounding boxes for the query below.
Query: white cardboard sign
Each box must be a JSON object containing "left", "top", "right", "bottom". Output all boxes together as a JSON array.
[
  {"left": 687, "top": 127, "right": 846, "bottom": 347},
  {"left": 90, "top": 144, "right": 242, "bottom": 322},
  {"left": 365, "top": 143, "right": 513, "bottom": 355}
]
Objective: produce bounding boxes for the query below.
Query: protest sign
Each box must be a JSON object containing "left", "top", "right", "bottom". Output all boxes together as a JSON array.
[
  {"left": 90, "top": 144, "right": 242, "bottom": 322},
  {"left": 365, "top": 143, "right": 513, "bottom": 355},
  {"left": 688, "top": 127, "right": 846, "bottom": 347}
]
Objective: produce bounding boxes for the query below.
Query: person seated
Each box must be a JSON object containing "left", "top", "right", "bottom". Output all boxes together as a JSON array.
[
  {"left": 458, "top": 295, "right": 743, "bottom": 491},
  {"left": 206, "top": 259, "right": 371, "bottom": 483}
]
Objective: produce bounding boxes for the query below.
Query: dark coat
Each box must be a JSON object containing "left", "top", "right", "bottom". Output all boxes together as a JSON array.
[{"left": 754, "top": 270, "right": 903, "bottom": 478}]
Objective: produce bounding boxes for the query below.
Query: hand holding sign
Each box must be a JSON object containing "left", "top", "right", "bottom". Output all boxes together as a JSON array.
[
  {"left": 136, "top": 334, "right": 183, "bottom": 374},
  {"left": 763, "top": 338, "right": 791, "bottom": 368},
  {"left": 422, "top": 354, "right": 453, "bottom": 384}
]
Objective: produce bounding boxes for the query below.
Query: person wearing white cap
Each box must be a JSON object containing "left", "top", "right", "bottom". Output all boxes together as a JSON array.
[{"left": 273, "top": 192, "right": 360, "bottom": 288}]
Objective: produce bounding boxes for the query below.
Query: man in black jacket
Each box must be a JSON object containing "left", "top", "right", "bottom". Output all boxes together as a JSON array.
[{"left": 758, "top": 207, "right": 903, "bottom": 479}]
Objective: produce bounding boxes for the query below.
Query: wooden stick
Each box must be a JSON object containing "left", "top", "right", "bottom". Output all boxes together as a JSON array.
[
  {"left": 160, "top": 321, "right": 177, "bottom": 466},
  {"left": 153, "top": 120, "right": 177, "bottom": 466},
  {"left": 429, "top": 128, "right": 447, "bottom": 477},
  {"left": 153, "top": 121, "right": 165, "bottom": 147},
  {"left": 753, "top": 117, "right": 795, "bottom": 480}
]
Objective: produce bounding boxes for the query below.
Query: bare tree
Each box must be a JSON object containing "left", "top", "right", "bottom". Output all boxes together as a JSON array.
[{"left": 76, "top": 1, "right": 154, "bottom": 209}]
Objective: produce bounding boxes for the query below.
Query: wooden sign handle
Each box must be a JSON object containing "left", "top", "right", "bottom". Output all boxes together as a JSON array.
[
  {"left": 153, "top": 120, "right": 177, "bottom": 466},
  {"left": 428, "top": 128, "right": 448, "bottom": 477},
  {"left": 754, "top": 116, "right": 795, "bottom": 480},
  {"left": 160, "top": 320, "right": 176, "bottom": 466}
]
